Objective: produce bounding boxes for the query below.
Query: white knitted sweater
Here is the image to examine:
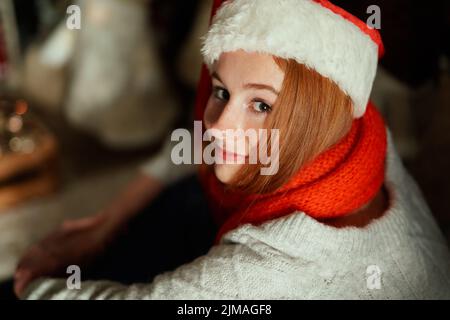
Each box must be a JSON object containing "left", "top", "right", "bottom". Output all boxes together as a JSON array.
[{"left": 22, "top": 133, "right": 450, "bottom": 299}]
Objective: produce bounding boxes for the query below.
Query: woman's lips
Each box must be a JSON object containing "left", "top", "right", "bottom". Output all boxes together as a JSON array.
[{"left": 216, "top": 146, "right": 247, "bottom": 163}]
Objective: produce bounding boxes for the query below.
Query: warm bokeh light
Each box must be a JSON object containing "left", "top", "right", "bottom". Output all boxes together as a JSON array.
[
  {"left": 15, "top": 100, "right": 28, "bottom": 116},
  {"left": 7, "top": 115, "right": 23, "bottom": 133}
]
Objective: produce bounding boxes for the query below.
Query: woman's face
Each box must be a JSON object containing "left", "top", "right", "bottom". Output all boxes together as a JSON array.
[{"left": 204, "top": 50, "right": 285, "bottom": 184}]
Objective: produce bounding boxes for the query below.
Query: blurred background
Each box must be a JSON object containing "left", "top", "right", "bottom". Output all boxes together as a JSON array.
[{"left": 0, "top": 0, "right": 448, "bottom": 285}]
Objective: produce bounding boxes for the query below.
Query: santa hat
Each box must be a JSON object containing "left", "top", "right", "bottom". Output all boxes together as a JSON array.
[{"left": 201, "top": 0, "right": 384, "bottom": 118}]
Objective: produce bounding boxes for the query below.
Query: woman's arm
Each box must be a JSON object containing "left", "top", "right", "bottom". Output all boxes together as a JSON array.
[
  {"left": 13, "top": 173, "right": 162, "bottom": 297},
  {"left": 21, "top": 243, "right": 263, "bottom": 300},
  {"left": 14, "top": 137, "right": 195, "bottom": 297}
]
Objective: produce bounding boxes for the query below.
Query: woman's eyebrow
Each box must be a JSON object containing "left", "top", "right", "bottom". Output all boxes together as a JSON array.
[
  {"left": 243, "top": 83, "right": 279, "bottom": 95},
  {"left": 212, "top": 71, "right": 279, "bottom": 95},
  {"left": 212, "top": 72, "right": 223, "bottom": 83}
]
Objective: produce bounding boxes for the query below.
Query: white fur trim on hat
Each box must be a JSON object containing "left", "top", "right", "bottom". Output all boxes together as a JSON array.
[{"left": 201, "top": 0, "right": 380, "bottom": 118}]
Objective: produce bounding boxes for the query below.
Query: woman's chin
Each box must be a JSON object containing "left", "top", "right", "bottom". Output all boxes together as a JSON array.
[{"left": 214, "top": 163, "right": 242, "bottom": 184}]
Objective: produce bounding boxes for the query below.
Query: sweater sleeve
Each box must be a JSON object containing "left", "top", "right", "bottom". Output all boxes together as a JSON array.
[{"left": 21, "top": 242, "right": 279, "bottom": 300}]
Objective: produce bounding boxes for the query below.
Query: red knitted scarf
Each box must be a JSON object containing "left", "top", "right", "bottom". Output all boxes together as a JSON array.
[{"left": 197, "top": 100, "right": 387, "bottom": 243}]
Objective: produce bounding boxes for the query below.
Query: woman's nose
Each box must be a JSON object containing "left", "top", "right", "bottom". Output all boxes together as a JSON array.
[{"left": 211, "top": 101, "right": 244, "bottom": 131}]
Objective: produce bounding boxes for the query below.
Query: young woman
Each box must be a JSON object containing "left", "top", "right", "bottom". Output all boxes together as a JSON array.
[{"left": 19, "top": 0, "right": 450, "bottom": 299}]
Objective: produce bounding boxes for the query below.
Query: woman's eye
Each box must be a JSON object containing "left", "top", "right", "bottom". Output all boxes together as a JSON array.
[
  {"left": 213, "top": 87, "right": 230, "bottom": 101},
  {"left": 252, "top": 101, "right": 272, "bottom": 113}
]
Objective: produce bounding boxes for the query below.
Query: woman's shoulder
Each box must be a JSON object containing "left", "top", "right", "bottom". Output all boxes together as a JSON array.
[
  {"left": 222, "top": 204, "right": 450, "bottom": 299},
  {"left": 223, "top": 139, "right": 447, "bottom": 262},
  {"left": 221, "top": 136, "right": 450, "bottom": 299}
]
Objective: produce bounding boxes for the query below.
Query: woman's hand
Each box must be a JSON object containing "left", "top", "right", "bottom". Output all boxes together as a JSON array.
[
  {"left": 13, "top": 173, "right": 163, "bottom": 298},
  {"left": 13, "top": 212, "right": 115, "bottom": 297}
]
